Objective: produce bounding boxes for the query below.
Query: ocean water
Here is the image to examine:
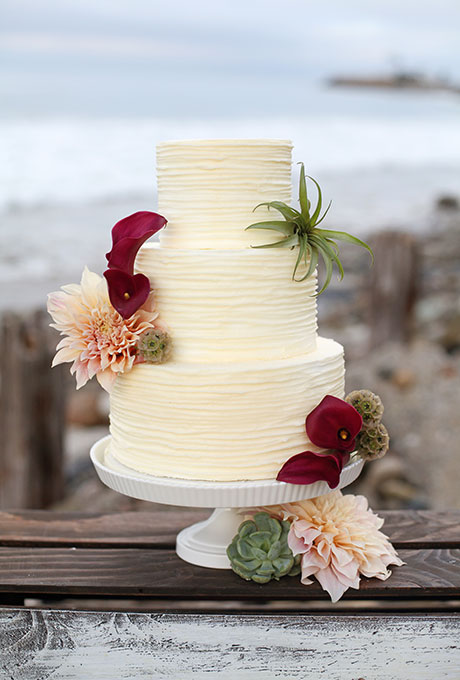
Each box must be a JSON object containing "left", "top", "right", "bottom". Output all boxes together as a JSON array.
[{"left": 1, "top": 87, "right": 460, "bottom": 295}]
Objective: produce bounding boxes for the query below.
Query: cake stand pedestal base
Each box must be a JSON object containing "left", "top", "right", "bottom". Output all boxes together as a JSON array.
[
  {"left": 176, "top": 508, "right": 242, "bottom": 569},
  {"left": 90, "top": 435, "right": 364, "bottom": 570}
]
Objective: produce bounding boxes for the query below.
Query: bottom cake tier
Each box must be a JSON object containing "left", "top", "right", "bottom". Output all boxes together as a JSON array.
[{"left": 109, "top": 336, "right": 344, "bottom": 481}]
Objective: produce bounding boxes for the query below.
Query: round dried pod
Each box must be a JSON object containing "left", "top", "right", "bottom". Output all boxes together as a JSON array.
[
  {"left": 346, "top": 389, "right": 384, "bottom": 427},
  {"left": 137, "top": 328, "right": 172, "bottom": 364},
  {"left": 357, "top": 423, "right": 389, "bottom": 461}
]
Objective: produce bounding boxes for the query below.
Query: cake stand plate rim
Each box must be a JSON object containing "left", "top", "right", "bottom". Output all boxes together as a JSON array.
[{"left": 90, "top": 435, "right": 364, "bottom": 508}]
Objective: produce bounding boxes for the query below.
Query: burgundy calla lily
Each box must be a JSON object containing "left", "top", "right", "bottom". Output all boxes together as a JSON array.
[
  {"left": 276, "top": 450, "right": 348, "bottom": 489},
  {"left": 106, "top": 211, "right": 167, "bottom": 274},
  {"left": 306, "top": 395, "right": 362, "bottom": 453},
  {"left": 103, "top": 269, "right": 150, "bottom": 319}
]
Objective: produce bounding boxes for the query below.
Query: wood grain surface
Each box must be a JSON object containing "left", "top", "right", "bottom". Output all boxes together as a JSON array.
[
  {"left": 0, "top": 546, "right": 458, "bottom": 599},
  {"left": 0, "top": 609, "right": 459, "bottom": 680},
  {"left": 0, "top": 509, "right": 459, "bottom": 548}
]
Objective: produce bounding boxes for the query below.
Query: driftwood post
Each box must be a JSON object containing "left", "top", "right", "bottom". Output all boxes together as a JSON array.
[
  {"left": 0, "top": 309, "right": 65, "bottom": 508},
  {"left": 368, "top": 231, "right": 419, "bottom": 349}
]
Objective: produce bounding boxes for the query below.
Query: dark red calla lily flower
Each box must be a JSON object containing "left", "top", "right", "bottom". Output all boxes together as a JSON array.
[
  {"left": 276, "top": 450, "right": 349, "bottom": 489},
  {"left": 306, "top": 395, "right": 362, "bottom": 453},
  {"left": 106, "top": 211, "right": 167, "bottom": 274},
  {"left": 103, "top": 269, "right": 150, "bottom": 319}
]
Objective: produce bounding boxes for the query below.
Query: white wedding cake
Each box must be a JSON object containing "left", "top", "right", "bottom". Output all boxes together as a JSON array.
[{"left": 108, "top": 140, "right": 345, "bottom": 481}]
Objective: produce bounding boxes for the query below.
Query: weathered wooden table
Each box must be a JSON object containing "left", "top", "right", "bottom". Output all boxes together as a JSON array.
[{"left": 0, "top": 509, "right": 459, "bottom": 679}]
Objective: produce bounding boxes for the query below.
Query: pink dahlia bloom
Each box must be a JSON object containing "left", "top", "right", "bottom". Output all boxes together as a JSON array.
[
  {"left": 47, "top": 267, "right": 158, "bottom": 391},
  {"left": 254, "top": 491, "right": 403, "bottom": 603}
]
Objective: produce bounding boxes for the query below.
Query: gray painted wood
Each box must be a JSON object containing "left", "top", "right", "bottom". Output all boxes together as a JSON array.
[{"left": 0, "top": 609, "right": 459, "bottom": 679}]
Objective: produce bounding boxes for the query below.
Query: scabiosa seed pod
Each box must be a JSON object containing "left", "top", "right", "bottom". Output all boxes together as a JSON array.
[
  {"left": 346, "top": 389, "right": 384, "bottom": 427},
  {"left": 356, "top": 423, "right": 389, "bottom": 461},
  {"left": 227, "top": 512, "right": 301, "bottom": 584},
  {"left": 137, "top": 328, "right": 171, "bottom": 364}
]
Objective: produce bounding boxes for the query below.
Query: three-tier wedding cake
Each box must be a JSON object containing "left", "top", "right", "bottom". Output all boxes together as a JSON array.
[
  {"left": 108, "top": 140, "right": 345, "bottom": 481},
  {"left": 48, "top": 138, "right": 401, "bottom": 599}
]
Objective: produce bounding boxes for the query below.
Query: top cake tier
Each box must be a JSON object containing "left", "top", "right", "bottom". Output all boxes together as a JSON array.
[{"left": 157, "top": 139, "right": 292, "bottom": 249}]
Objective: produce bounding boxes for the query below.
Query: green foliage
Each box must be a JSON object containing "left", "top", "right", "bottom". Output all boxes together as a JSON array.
[
  {"left": 227, "top": 512, "right": 301, "bottom": 584},
  {"left": 246, "top": 163, "right": 373, "bottom": 293}
]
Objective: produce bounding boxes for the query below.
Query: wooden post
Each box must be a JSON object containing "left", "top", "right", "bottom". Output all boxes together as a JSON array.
[
  {"left": 368, "top": 231, "right": 419, "bottom": 349},
  {"left": 0, "top": 309, "right": 65, "bottom": 508}
]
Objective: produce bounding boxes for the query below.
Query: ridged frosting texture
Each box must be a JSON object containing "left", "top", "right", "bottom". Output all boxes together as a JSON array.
[
  {"left": 109, "top": 338, "right": 345, "bottom": 481},
  {"left": 135, "top": 244, "right": 318, "bottom": 361},
  {"left": 157, "top": 139, "right": 293, "bottom": 249}
]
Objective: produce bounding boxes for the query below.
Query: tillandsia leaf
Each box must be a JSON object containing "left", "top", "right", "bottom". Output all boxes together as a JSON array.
[
  {"left": 245, "top": 166, "right": 374, "bottom": 293},
  {"left": 254, "top": 201, "right": 301, "bottom": 222},
  {"left": 293, "top": 237, "right": 307, "bottom": 282},
  {"left": 316, "top": 236, "right": 345, "bottom": 280},
  {"left": 251, "top": 234, "right": 298, "bottom": 249},
  {"left": 245, "top": 220, "right": 294, "bottom": 236},
  {"left": 315, "top": 229, "right": 374, "bottom": 262},
  {"left": 311, "top": 237, "right": 334, "bottom": 295},
  {"left": 304, "top": 242, "right": 319, "bottom": 281},
  {"left": 313, "top": 200, "right": 332, "bottom": 227},
  {"left": 310, "top": 234, "right": 344, "bottom": 284},
  {"left": 307, "top": 174, "right": 322, "bottom": 225},
  {"left": 298, "top": 163, "right": 309, "bottom": 218}
]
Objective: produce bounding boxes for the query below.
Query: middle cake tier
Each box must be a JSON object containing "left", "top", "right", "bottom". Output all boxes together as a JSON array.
[
  {"left": 136, "top": 244, "right": 318, "bottom": 362},
  {"left": 109, "top": 336, "right": 344, "bottom": 481}
]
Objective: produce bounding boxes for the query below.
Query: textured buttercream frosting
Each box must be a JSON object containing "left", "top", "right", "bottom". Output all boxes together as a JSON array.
[
  {"left": 135, "top": 244, "right": 318, "bottom": 362},
  {"left": 157, "top": 139, "right": 293, "bottom": 249},
  {"left": 109, "top": 337, "right": 344, "bottom": 481},
  {"left": 108, "top": 138, "right": 347, "bottom": 482}
]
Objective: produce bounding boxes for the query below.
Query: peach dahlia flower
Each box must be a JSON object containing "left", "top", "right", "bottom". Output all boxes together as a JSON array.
[
  {"left": 258, "top": 491, "right": 403, "bottom": 602},
  {"left": 47, "top": 267, "right": 158, "bottom": 391}
]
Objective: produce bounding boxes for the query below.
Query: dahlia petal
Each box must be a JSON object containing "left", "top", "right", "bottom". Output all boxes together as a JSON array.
[
  {"left": 301, "top": 549, "right": 328, "bottom": 572},
  {"left": 52, "top": 346, "right": 81, "bottom": 366},
  {"left": 74, "top": 362, "right": 90, "bottom": 390},
  {"left": 60, "top": 283, "right": 81, "bottom": 296},
  {"left": 96, "top": 368, "right": 118, "bottom": 392},
  {"left": 306, "top": 394, "right": 363, "bottom": 452},
  {"left": 315, "top": 566, "right": 349, "bottom": 603}
]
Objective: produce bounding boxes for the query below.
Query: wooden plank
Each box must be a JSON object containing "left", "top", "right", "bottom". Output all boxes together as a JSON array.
[
  {"left": 0, "top": 509, "right": 459, "bottom": 549},
  {"left": 0, "top": 547, "right": 458, "bottom": 599},
  {"left": 0, "top": 509, "right": 209, "bottom": 548},
  {"left": 0, "top": 608, "right": 459, "bottom": 679},
  {"left": 0, "top": 311, "right": 65, "bottom": 509}
]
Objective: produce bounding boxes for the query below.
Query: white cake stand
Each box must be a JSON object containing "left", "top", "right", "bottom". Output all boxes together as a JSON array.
[{"left": 90, "top": 435, "right": 364, "bottom": 569}]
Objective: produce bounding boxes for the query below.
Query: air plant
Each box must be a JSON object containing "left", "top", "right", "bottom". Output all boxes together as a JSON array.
[{"left": 246, "top": 163, "right": 373, "bottom": 294}]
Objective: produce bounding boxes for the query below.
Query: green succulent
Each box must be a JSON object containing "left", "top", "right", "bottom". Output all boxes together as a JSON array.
[
  {"left": 137, "top": 328, "right": 171, "bottom": 364},
  {"left": 346, "top": 389, "right": 384, "bottom": 427},
  {"left": 227, "top": 512, "right": 301, "bottom": 584},
  {"left": 245, "top": 163, "right": 373, "bottom": 293},
  {"left": 356, "top": 422, "right": 390, "bottom": 461}
]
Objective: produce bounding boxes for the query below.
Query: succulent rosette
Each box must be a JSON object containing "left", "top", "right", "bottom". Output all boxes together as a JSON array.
[{"left": 227, "top": 512, "right": 301, "bottom": 584}]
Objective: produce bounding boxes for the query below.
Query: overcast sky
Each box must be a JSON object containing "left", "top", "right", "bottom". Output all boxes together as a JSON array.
[{"left": 1, "top": 0, "right": 459, "bottom": 117}]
